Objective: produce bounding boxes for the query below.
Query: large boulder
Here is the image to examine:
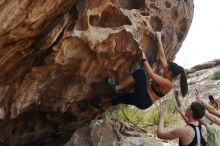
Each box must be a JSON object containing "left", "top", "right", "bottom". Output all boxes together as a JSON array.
[
  {"left": 0, "top": 0, "right": 194, "bottom": 145},
  {"left": 64, "top": 119, "right": 172, "bottom": 146}
]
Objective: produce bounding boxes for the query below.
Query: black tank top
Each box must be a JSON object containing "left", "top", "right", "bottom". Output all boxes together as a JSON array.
[{"left": 179, "top": 124, "right": 206, "bottom": 146}]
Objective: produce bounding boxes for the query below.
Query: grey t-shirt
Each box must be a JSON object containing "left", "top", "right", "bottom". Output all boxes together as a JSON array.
[{"left": 204, "top": 117, "right": 220, "bottom": 146}]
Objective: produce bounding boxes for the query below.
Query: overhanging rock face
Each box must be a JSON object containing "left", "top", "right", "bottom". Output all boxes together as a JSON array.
[{"left": 0, "top": 0, "right": 194, "bottom": 145}]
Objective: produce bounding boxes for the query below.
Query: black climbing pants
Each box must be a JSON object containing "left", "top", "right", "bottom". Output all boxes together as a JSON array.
[{"left": 111, "top": 69, "right": 152, "bottom": 110}]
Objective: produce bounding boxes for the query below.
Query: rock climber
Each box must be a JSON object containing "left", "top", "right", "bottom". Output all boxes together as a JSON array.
[{"left": 98, "top": 31, "right": 188, "bottom": 110}]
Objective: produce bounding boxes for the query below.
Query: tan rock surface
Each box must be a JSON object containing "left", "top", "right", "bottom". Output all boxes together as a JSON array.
[
  {"left": 64, "top": 119, "right": 172, "bottom": 146},
  {"left": 0, "top": 0, "right": 194, "bottom": 145}
]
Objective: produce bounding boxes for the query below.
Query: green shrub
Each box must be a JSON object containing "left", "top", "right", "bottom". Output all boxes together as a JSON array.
[
  {"left": 145, "top": 99, "right": 180, "bottom": 128},
  {"left": 210, "top": 70, "right": 220, "bottom": 80},
  {"left": 104, "top": 98, "right": 184, "bottom": 129},
  {"left": 145, "top": 106, "right": 159, "bottom": 127},
  {"left": 104, "top": 104, "right": 148, "bottom": 127}
]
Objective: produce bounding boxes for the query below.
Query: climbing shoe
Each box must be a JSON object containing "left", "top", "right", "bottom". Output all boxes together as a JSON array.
[{"left": 106, "top": 76, "right": 119, "bottom": 93}]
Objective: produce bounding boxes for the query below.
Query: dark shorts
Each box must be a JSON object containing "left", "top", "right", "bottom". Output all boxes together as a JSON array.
[{"left": 111, "top": 69, "right": 152, "bottom": 110}]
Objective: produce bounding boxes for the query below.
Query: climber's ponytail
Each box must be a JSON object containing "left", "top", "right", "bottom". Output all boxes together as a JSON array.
[
  {"left": 179, "top": 67, "right": 188, "bottom": 97},
  {"left": 168, "top": 62, "right": 188, "bottom": 97}
]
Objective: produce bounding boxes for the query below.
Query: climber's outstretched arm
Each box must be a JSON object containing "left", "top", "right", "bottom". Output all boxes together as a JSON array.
[
  {"left": 155, "top": 32, "right": 168, "bottom": 69},
  {"left": 142, "top": 51, "right": 173, "bottom": 88}
]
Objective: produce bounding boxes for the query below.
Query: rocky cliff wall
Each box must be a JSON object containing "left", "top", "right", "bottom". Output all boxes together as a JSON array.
[
  {"left": 0, "top": 0, "right": 194, "bottom": 145},
  {"left": 187, "top": 60, "right": 220, "bottom": 100},
  {"left": 187, "top": 59, "right": 220, "bottom": 73}
]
